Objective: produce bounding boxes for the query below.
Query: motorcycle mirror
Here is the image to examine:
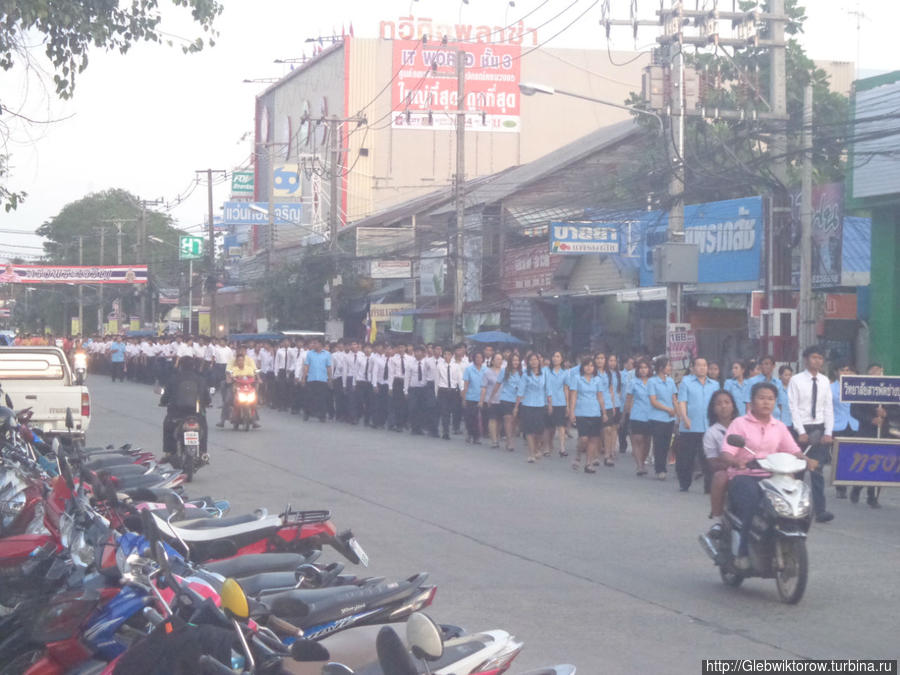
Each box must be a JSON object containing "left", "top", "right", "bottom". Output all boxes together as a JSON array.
[
  {"left": 321, "top": 664, "right": 354, "bottom": 675},
  {"left": 140, "top": 509, "right": 160, "bottom": 551},
  {"left": 220, "top": 578, "right": 251, "bottom": 621},
  {"left": 154, "top": 540, "right": 172, "bottom": 576},
  {"left": 375, "top": 626, "right": 417, "bottom": 675},
  {"left": 163, "top": 492, "right": 186, "bottom": 521},
  {"left": 65, "top": 408, "right": 74, "bottom": 430},
  {"left": 726, "top": 434, "right": 746, "bottom": 448},
  {"left": 4, "top": 393, "right": 12, "bottom": 408},
  {"left": 51, "top": 437, "right": 60, "bottom": 454},
  {"left": 406, "top": 612, "right": 444, "bottom": 661},
  {"left": 59, "top": 456, "right": 76, "bottom": 492}
]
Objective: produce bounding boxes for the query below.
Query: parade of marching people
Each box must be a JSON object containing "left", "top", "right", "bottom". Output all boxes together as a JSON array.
[{"left": 19, "top": 330, "right": 895, "bottom": 519}]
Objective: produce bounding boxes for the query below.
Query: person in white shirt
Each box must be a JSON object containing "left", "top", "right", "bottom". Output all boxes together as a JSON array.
[
  {"left": 435, "top": 349, "right": 465, "bottom": 440},
  {"left": 342, "top": 341, "right": 363, "bottom": 423},
  {"left": 273, "top": 339, "right": 290, "bottom": 412},
  {"left": 292, "top": 342, "right": 308, "bottom": 415},
  {"left": 369, "top": 343, "right": 390, "bottom": 429},
  {"left": 174, "top": 338, "right": 193, "bottom": 367},
  {"left": 787, "top": 345, "right": 834, "bottom": 523},
  {"left": 352, "top": 343, "right": 374, "bottom": 426},
  {"left": 286, "top": 342, "right": 299, "bottom": 414},
  {"left": 450, "top": 343, "right": 468, "bottom": 434},
  {"left": 331, "top": 340, "right": 349, "bottom": 422},
  {"left": 211, "top": 338, "right": 233, "bottom": 395},
  {"left": 256, "top": 343, "right": 274, "bottom": 406},
  {"left": 388, "top": 342, "right": 410, "bottom": 431},
  {"left": 405, "top": 344, "right": 438, "bottom": 436}
]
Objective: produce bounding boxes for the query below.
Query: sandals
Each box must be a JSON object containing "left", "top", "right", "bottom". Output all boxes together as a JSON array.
[
  {"left": 571, "top": 461, "right": 581, "bottom": 471},
  {"left": 542, "top": 450, "right": 551, "bottom": 457},
  {"left": 559, "top": 450, "right": 568, "bottom": 457},
  {"left": 527, "top": 457, "right": 536, "bottom": 463},
  {"left": 584, "top": 466, "right": 597, "bottom": 474}
]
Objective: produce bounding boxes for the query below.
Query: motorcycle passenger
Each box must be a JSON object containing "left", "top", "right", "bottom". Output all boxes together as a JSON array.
[
  {"left": 720, "top": 382, "right": 818, "bottom": 570},
  {"left": 217, "top": 351, "right": 261, "bottom": 429},
  {"left": 160, "top": 356, "right": 211, "bottom": 459},
  {"left": 703, "top": 390, "right": 740, "bottom": 538}
]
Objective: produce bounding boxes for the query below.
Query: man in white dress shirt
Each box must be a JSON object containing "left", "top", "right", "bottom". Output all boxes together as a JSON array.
[
  {"left": 369, "top": 343, "right": 390, "bottom": 429},
  {"left": 787, "top": 345, "right": 835, "bottom": 523},
  {"left": 405, "top": 344, "right": 438, "bottom": 437}
]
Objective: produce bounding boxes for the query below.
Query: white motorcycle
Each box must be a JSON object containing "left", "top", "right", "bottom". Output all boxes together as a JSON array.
[{"left": 698, "top": 434, "right": 812, "bottom": 604}]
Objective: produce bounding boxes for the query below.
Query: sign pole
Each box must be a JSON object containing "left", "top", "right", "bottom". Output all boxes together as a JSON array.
[{"left": 188, "top": 259, "right": 193, "bottom": 335}]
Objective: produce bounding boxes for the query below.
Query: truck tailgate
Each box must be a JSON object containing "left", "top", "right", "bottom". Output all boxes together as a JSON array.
[{"left": 2, "top": 383, "right": 90, "bottom": 435}]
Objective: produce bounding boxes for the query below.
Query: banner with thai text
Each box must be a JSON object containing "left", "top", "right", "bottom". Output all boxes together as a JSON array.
[
  {"left": 0, "top": 264, "right": 148, "bottom": 285},
  {"left": 391, "top": 39, "right": 521, "bottom": 133}
]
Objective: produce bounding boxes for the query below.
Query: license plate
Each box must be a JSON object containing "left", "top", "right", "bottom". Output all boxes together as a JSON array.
[
  {"left": 183, "top": 431, "right": 200, "bottom": 445},
  {"left": 348, "top": 537, "right": 369, "bottom": 567}
]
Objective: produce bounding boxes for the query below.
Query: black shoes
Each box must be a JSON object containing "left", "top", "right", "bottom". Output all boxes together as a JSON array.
[{"left": 815, "top": 511, "right": 835, "bottom": 523}]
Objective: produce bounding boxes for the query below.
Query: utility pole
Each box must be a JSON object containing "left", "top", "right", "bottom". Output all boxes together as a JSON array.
[
  {"left": 327, "top": 119, "right": 341, "bottom": 323},
  {"left": 766, "top": 0, "right": 792, "bottom": 363},
  {"left": 195, "top": 170, "right": 225, "bottom": 336},
  {"left": 138, "top": 198, "right": 164, "bottom": 327},
  {"left": 798, "top": 84, "right": 815, "bottom": 355},
  {"left": 666, "top": 40, "right": 686, "bottom": 328},
  {"left": 77, "top": 236, "right": 84, "bottom": 335},
  {"left": 96, "top": 226, "right": 106, "bottom": 333},
  {"left": 452, "top": 49, "right": 466, "bottom": 343}
]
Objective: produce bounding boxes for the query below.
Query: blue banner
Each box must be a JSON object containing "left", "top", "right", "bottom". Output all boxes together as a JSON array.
[
  {"left": 833, "top": 439, "right": 900, "bottom": 486},
  {"left": 840, "top": 375, "right": 900, "bottom": 405},
  {"left": 639, "top": 196, "right": 762, "bottom": 286},
  {"left": 222, "top": 201, "right": 303, "bottom": 226}
]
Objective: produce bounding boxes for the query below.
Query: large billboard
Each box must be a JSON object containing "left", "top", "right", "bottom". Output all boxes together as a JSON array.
[
  {"left": 502, "top": 243, "right": 563, "bottom": 295},
  {"left": 222, "top": 201, "right": 303, "bottom": 226},
  {"left": 640, "top": 197, "right": 762, "bottom": 286},
  {"left": 391, "top": 39, "right": 521, "bottom": 133},
  {"left": 0, "top": 264, "right": 148, "bottom": 285}
]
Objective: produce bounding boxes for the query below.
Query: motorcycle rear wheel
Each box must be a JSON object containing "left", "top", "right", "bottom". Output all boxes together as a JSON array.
[
  {"left": 181, "top": 443, "right": 194, "bottom": 483},
  {"left": 775, "top": 538, "right": 808, "bottom": 604}
]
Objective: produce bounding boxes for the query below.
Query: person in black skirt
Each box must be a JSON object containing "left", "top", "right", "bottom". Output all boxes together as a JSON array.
[{"left": 515, "top": 353, "right": 549, "bottom": 463}]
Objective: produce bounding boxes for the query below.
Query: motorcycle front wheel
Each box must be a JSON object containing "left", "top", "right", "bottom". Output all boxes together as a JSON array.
[
  {"left": 774, "top": 538, "right": 808, "bottom": 604},
  {"left": 720, "top": 566, "right": 744, "bottom": 587}
]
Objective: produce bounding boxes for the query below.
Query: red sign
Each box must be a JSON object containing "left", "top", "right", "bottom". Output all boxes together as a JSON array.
[
  {"left": 391, "top": 40, "right": 521, "bottom": 133},
  {"left": 824, "top": 293, "right": 857, "bottom": 320},
  {"left": 502, "top": 243, "right": 562, "bottom": 295}
]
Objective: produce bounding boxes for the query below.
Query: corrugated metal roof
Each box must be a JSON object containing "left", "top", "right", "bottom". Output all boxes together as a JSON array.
[{"left": 428, "top": 120, "right": 642, "bottom": 216}]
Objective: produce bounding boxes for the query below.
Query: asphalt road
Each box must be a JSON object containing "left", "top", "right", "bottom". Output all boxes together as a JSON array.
[{"left": 88, "top": 377, "right": 900, "bottom": 673}]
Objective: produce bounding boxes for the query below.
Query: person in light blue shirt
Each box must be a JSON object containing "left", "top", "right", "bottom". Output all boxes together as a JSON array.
[
  {"left": 723, "top": 360, "right": 752, "bottom": 412},
  {"left": 831, "top": 363, "right": 859, "bottom": 500},
  {"left": 617, "top": 355, "right": 635, "bottom": 458},
  {"left": 745, "top": 356, "right": 787, "bottom": 419},
  {"left": 544, "top": 351, "right": 570, "bottom": 457},
  {"left": 567, "top": 357, "right": 606, "bottom": 473},
  {"left": 462, "top": 352, "right": 486, "bottom": 444},
  {"left": 602, "top": 354, "right": 626, "bottom": 467},
  {"left": 301, "top": 340, "right": 333, "bottom": 422},
  {"left": 778, "top": 364, "right": 794, "bottom": 430},
  {"left": 109, "top": 338, "right": 127, "bottom": 382},
  {"left": 674, "top": 357, "right": 720, "bottom": 491},
  {"left": 492, "top": 353, "right": 523, "bottom": 452},
  {"left": 515, "top": 353, "right": 548, "bottom": 463},
  {"left": 648, "top": 357, "right": 678, "bottom": 479},
  {"left": 625, "top": 358, "right": 654, "bottom": 475}
]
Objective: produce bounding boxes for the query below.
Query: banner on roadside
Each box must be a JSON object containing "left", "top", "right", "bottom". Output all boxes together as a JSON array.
[{"left": 0, "top": 264, "right": 148, "bottom": 285}]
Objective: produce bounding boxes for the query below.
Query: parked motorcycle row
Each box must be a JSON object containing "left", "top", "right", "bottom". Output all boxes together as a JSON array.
[{"left": 0, "top": 394, "right": 574, "bottom": 675}]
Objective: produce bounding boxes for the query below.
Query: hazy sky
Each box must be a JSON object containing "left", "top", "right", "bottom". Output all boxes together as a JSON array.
[{"left": 1, "top": 0, "right": 896, "bottom": 258}]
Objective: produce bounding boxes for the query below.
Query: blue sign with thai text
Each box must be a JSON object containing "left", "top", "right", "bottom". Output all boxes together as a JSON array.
[
  {"left": 222, "top": 201, "right": 303, "bottom": 226},
  {"left": 840, "top": 375, "right": 900, "bottom": 405},
  {"left": 833, "top": 439, "right": 900, "bottom": 486},
  {"left": 639, "top": 196, "right": 762, "bottom": 286}
]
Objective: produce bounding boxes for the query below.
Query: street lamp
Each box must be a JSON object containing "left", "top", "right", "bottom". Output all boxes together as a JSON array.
[{"left": 517, "top": 82, "right": 664, "bottom": 131}]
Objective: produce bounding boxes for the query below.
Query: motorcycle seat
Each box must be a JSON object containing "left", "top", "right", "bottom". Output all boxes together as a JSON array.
[
  {"left": 82, "top": 455, "right": 140, "bottom": 470},
  {"left": 113, "top": 473, "right": 178, "bottom": 490},
  {"left": 263, "top": 573, "right": 429, "bottom": 628},
  {"left": 151, "top": 511, "right": 282, "bottom": 543},
  {"left": 175, "top": 510, "right": 268, "bottom": 530},
  {"left": 203, "top": 552, "right": 310, "bottom": 578},
  {"left": 118, "top": 486, "right": 180, "bottom": 503}
]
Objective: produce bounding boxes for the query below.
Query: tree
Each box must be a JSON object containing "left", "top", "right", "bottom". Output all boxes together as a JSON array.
[
  {"left": 0, "top": 0, "right": 222, "bottom": 210},
  {"left": 624, "top": 0, "right": 850, "bottom": 209},
  {"left": 31, "top": 188, "right": 185, "bottom": 333}
]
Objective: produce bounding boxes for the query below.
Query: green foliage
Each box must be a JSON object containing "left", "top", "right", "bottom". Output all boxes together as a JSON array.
[
  {"left": 1, "top": 0, "right": 222, "bottom": 99},
  {"left": 0, "top": 154, "right": 27, "bottom": 212},
  {"left": 258, "top": 250, "right": 335, "bottom": 332},
  {"left": 624, "top": 0, "right": 849, "bottom": 207}
]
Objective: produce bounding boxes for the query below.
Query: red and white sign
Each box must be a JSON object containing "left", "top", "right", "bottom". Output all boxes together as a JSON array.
[
  {"left": 667, "top": 323, "right": 697, "bottom": 364},
  {"left": 502, "top": 243, "right": 562, "bottom": 294},
  {"left": 0, "top": 264, "right": 148, "bottom": 285},
  {"left": 391, "top": 39, "right": 521, "bottom": 133}
]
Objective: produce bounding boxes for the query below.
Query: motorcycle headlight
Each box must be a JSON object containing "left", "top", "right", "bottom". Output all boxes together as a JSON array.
[
  {"left": 796, "top": 484, "right": 811, "bottom": 517},
  {"left": 25, "top": 501, "right": 49, "bottom": 535},
  {"left": 59, "top": 513, "right": 75, "bottom": 548},
  {"left": 765, "top": 491, "right": 794, "bottom": 517},
  {"left": 71, "top": 530, "right": 94, "bottom": 569}
]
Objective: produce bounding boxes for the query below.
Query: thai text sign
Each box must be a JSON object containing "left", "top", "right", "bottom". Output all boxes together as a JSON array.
[
  {"left": 640, "top": 197, "right": 762, "bottom": 285},
  {"left": 0, "top": 264, "right": 148, "bottom": 285},
  {"left": 840, "top": 375, "right": 900, "bottom": 405},
  {"left": 502, "top": 243, "right": 562, "bottom": 294},
  {"left": 222, "top": 201, "right": 303, "bottom": 226},
  {"left": 379, "top": 17, "right": 540, "bottom": 46},
  {"left": 391, "top": 39, "right": 520, "bottom": 133},
  {"left": 833, "top": 438, "right": 900, "bottom": 487},
  {"left": 370, "top": 260, "right": 412, "bottom": 279},
  {"left": 231, "top": 171, "right": 254, "bottom": 196},
  {"left": 550, "top": 222, "right": 620, "bottom": 254},
  {"left": 790, "top": 182, "right": 843, "bottom": 288},
  {"left": 666, "top": 323, "right": 696, "bottom": 368},
  {"left": 370, "top": 303, "right": 414, "bottom": 322}
]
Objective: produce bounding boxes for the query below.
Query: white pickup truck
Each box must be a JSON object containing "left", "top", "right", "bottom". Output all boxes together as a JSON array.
[{"left": 0, "top": 346, "right": 91, "bottom": 439}]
